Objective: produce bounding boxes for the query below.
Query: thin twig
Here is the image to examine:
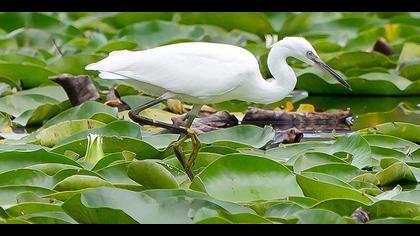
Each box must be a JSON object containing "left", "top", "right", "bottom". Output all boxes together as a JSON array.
[{"left": 52, "top": 38, "right": 63, "bottom": 57}]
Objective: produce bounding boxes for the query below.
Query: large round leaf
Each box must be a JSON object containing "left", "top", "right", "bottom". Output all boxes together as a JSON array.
[
  {"left": 296, "top": 174, "right": 373, "bottom": 204},
  {"left": 179, "top": 12, "right": 274, "bottom": 37},
  {"left": 359, "top": 122, "right": 420, "bottom": 143},
  {"left": 57, "top": 120, "right": 142, "bottom": 145},
  {"left": 35, "top": 119, "right": 105, "bottom": 147},
  {"left": 0, "top": 149, "right": 81, "bottom": 174},
  {"left": 63, "top": 187, "right": 238, "bottom": 224},
  {"left": 198, "top": 125, "right": 275, "bottom": 149},
  {"left": 0, "top": 63, "right": 55, "bottom": 89},
  {"left": 42, "top": 101, "right": 117, "bottom": 128},
  {"left": 190, "top": 154, "right": 303, "bottom": 202},
  {"left": 128, "top": 160, "right": 179, "bottom": 189}
]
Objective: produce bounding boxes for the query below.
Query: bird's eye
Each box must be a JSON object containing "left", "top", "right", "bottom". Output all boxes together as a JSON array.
[{"left": 306, "top": 51, "right": 313, "bottom": 57}]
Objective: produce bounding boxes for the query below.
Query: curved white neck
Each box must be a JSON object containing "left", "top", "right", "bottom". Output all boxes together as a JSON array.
[{"left": 244, "top": 43, "right": 297, "bottom": 104}]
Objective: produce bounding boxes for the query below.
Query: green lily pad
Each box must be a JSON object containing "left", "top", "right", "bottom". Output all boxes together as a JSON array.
[
  {"left": 53, "top": 175, "right": 113, "bottom": 191},
  {"left": 57, "top": 120, "right": 142, "bottom": 145},
  {"left": 13, "top": 103, "right": 64, "bottom": 127},
  {"left": 128, "top": 160, "right": 179, "bottom": 189},
  {"left": 0, "top": 149, "right": 81, "bottom": 174},
  {"left": 6, "top": 203, "right": 63, "bottom": 218},
  {"left": 303, "top": 163, "right": 365, "bottom": 182},
  {"left": 48, "top": 54, "right": 104, "bottom": 76},
  {"left": 0, "top": 12, "right": 25, "bottom": 32},
  {"left": 370, "top": 146, "right": 409, "bottom": 163},
  {"left": 398, "top": 42, "right": 420, "bottom": 64},
  {"left": 359, "top": 122, "right": 420, "bottom": 143},
  {"left": 265, "top": 202, "right": 304, "bottom": 220},
  {"left": 0, "top": 186, "right": 54, "bottom": 206},
  {"left": 95, "top": 162, "right": 139, "bottom": 186},
  {"left": 321, "top": 133, "right": 372, "bottom": 169},
  {"left": 296, "top": 174, "right": 373, "bottom": 204},
  {"left": 265, "top": 141, "right": 329, "bottom": 162},
  {"left": 51, "top": 136, "right": 165, "bottom": 160},
  {"left": 0, "top": 169, "right": 55, "bottom": 188},
  {"left": 376, "top": 160, "right": 417, "bottom": 186},
  {"left": 311, "top": 198, "right": 369, "bottom": 216},
  {"left": 62, "top": 190, "right": 138, "bottom": 224},
  {"left": 163, "top": 152, "right": 222, "bottom": 172},
  {"left": 117, "top": 21, "right": 204, "bottom": 49},
  {"left": 102, "top": 12, "right": 174, "bottom": 28},
  {"left": 35, "top": 119, "right": 105, "bottom": 147},
  {"left": 190, "top": 154, "right": 303, "bottom": 202},
  {"left": 16, "top": 211, "right": 77, "bottom": 224},
  {"left": 326, "top": 51, "right": 396, "bottom": 73},
  {"left": 301, "top": 172, "right": 354, "bottom": 188},
  {"left": 367, "top": 218, "right": 420, "bottom": 224},
  {"left": 0, "top": 94, "right": 60, "bottom": 118},
  {"left": 293, "top": 152, "right": 347, "bottom": 173},
  {"left": 390, "top": 190, "right": 420, "bottom": 204},
  {"left": 296, "top": 67, "right": 420, "bottom": 95},
  {"left": 26, "top": 163, "right": 81, "bottom": 176},
  {"left": 291, "top": 209, "right": 347, "bottom": 224},
  {"left": 179, "top": 12, "right": 274, "bottom": 37},
  {"left": 0, "top": 63, "right": 55, "bottom": 89},
  {"left": 63, "top": 186, "right": 227, "bottom": 224},
  {"left": 42, "top": 101, "right": 117, "bottom": 128},
  {"left": 0, "top": 53, "right": 46, "bottom": 67},
  {"left": 199, "top": 146, "right": 239, "bottom": 155},
  {"left": 368, "top": 200, "right": 420, "bottom": 219},
  {"left": 91, "top": 153, "right": 126, "bottom": 171},
  {"left": 362, "top": 134, "right": 419, "bottom": 154},
  {"left": 198, "top": 125, "right": 275, "bottom": 149}
]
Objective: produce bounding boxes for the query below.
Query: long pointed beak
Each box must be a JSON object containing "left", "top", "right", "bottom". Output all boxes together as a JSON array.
[{"left": 311, "top": 55, "right": 352, "bottom": 91}]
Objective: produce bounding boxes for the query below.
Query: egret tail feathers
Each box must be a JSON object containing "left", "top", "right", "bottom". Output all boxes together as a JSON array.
[
  {"left": 98, "top": 72, "right": 128, "bottom": 80},
  {"left": 85, "top": 49, "right": 134, "bottom": 71}
]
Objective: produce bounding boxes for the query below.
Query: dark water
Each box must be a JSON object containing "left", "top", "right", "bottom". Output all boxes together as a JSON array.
[
  {"left": 299, "top": 95, "right": 420, "bottom": 130},
  {"left": 248, "top": 93, "right": 420, "bottom": 140},
  {"left": 3, "top": 92, "right": 419, "bottom": 142}
]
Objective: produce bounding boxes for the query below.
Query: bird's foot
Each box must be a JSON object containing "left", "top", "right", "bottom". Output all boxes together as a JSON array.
[{"left": 169, "top": 128, "right": 201, "bottom": 180}]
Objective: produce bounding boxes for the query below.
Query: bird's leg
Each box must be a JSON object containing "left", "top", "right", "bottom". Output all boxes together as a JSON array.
[
  {"left": 128, "top": 93, "right": 188, "bottom": 134},
  {"left": 169, "top": 104, "right": 202, "bottom": 180},
  {"left": 128, "top": 95, "right": 202, "bottom": 180}
]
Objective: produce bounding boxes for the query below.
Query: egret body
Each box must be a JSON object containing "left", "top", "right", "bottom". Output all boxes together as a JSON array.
[{"left": 86, "top": 36, "right": 351, "bottom": 179}]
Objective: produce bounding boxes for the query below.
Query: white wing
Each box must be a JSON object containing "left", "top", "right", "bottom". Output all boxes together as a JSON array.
[{"left": 86, "top": 42, "right": 261, "bottom": 98}]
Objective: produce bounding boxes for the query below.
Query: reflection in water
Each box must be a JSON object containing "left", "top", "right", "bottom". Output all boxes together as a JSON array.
[
  {"left": 279, "top": 95, "right": 419, "bottom": 130},
  {"left": 299, "top": 95, "right": 419, "bottom": 114},
  {"left": 241, "top": 107, "right": 356, "bottom": 141},
  {"left": 251, "top": 94, "right": 420, "bottom": 140}
]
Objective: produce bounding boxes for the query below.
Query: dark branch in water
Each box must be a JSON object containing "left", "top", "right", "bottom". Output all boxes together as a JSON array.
[
  {"left": 49, "top": 75, "right": 100, "bottom": 106},
  {"left": 172, "top": 110, "right": 239, "bottom": 133},
  {"left": 373, "top": 38, "right": 397, "bottom": 56},
  {"left": 241, "top": 107, "right": 354, "bottom": 130},
  {"left": 169, "top": 106, "right": 355, "bottom": 145}
]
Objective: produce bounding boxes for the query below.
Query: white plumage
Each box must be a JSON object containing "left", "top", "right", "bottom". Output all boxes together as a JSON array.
[
  {"left": 86, "top": 37, "right": 350, "bottom": 105},
  {"left": 86, "top": 37, "right": 351, "bottom": 180}
]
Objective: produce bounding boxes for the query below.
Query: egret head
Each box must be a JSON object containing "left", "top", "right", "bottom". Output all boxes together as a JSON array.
[{"left": 280, "top": 37, "right": 352, "bottom": 90}]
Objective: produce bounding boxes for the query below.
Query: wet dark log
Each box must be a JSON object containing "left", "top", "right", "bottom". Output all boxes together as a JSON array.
[
  {"left": 172, "top": 110, "right": 238, "bottom": 134},
  {"left": 50, "top": 75, "right": 100, "bottom": 106},
  {"left": 241, "top": 107, "right": 355, "bottom": 131},
  {"left": 171, "top": 106, "right": 354, "bottom": 135},
  {"left": 171, "top": 110, "right": 304, "bottom": 145},
  {"left": 373, "top": 38, "right": 397, "bottom": 56},
  {"left": 266, "top": 128, "right": 304, "bottom": 148}
]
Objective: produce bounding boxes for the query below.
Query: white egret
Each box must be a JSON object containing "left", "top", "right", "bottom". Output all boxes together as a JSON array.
[{"left": 86, "top": 36, "right": 351, "bottom": 179}]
